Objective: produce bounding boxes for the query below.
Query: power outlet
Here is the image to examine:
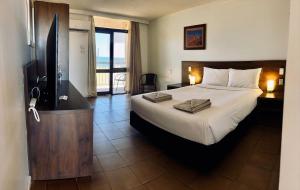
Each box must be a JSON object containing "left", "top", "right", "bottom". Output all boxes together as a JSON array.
[
  {"left": 279, "top": 68, "right": 285, "bottom": 75},
  {"left": 279, "top": 79, "right": 284, "bottom": 85}
]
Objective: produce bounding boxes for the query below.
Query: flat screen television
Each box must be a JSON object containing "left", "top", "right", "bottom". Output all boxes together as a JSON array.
[{"left": 46, "top": 14, "right": 59, "bottom": 108}]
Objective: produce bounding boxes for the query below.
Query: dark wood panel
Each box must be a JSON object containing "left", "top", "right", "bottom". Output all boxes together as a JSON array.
[
  {"left": 26, "top": 2, "right": 92, "bottom": 181},
  {"left": 29, "top": 109, "right": 93, "bottom": 180},
  {"left": 78, "top": 110, "right": 93, "bottom": 177},
  {"left": 182, "top": 60, "right": 286, "bottom": 92},
  {"left": 24, "top": 62, "right": 93, "bottom": 180},
  {"left": 34, "top": 1, "right": 69, "bottom": 79}
]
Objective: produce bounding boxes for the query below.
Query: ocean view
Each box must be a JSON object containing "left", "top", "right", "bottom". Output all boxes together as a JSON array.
[{"left": 96, "top": 56, "right": 126, "bottom": 69}]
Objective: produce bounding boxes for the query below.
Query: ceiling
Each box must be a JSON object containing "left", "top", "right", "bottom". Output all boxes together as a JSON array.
[{"left": 44, "top": 0, "right": 219, "bottom": 21}]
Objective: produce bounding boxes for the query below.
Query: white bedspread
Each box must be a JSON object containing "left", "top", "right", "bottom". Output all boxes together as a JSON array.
[{"left": 131, "top": 84, "right": 262, "bottom": 145}]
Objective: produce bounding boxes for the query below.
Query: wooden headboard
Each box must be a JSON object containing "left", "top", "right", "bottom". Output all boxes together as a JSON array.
[{"left": 182, "top": 60, "right": 286, "bottom": 92}]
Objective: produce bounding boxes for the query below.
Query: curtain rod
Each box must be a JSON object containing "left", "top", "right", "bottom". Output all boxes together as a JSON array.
[{"left": 70, "top": 9, "right": 150, "bottom": 25}]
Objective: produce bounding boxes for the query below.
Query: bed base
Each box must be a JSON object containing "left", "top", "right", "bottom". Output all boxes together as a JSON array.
[{"left": 130, "top": 111, "right": 255, "bottom": 170}]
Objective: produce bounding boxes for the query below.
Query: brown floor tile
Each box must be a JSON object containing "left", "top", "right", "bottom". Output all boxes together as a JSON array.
[
  {"left": 77, "top": 172, "right": 111, "bottom": 190},
  {"left": 150, "top": 153, "right": 173, "bottom": 166},
  {"left": 165, "top": 162, "right": 199, "bottom": 185},
  {"left": 120, "top": 126, "right": 140, "bottom": 137},
  {"left": 118, "top": 148, "right": 146, "bottom": 164},
  {"left": 113, "top": 135, "right": 156, "bottom": 151},
  {"left": 228, "top": 182, "right": 257, "bottom": 190},
  {"left": 114, "top": 121, "right": 131, "bottom": 129},
  {"left": 93, "top": 132, "right": 108, "bottom": 142},
  {"left": 230, "top": 140, "right": 257, "bottom": 163},
  {"left": 98, "top": 152, "right": 128, "bottom": 171},
  {"left": 111, "top": 137, "right": 137, "bottom": 150},
  {"left": 131, "top": 185, "right": 149, "bottom": 190},
  {"left": 47, "top": 179, "right": 77, "bottom": 190},
  {"left": 129, "top": 160, "right": 166, "bottom": 184},
  {"left": 118, "top": 147, "right": 154, "bottom": 164},
  {"left": 93, "top": 156, "right": 103, "bottom": 173},
  {"left": 146, "top": 174, "right": 191, "bottom": 190},
  {"left": 102, "top": 111, "right": 128, "bottom": 123},
  {"left": 93, "top": 124, "right": 102, "bottom": 134},
  {"left": 213, "top": 158, "right": 244, "bottom": 181},
  {"left": 93, "top": 140, "right": 117, "bottom": 155},
  {"left": 94, "top": 114, "right": 113, "bottom": 125},
  {"left": 150, "top": 153, "right": 199, "bottom": 185},
  {"left": 101, "top": 128, "right": 126, "bottom": 140},
  {"left": 255, "top": 134, "right": 281, "bottom": 155},
  {"left": 105, "top": 167, "right": 142, "bottom": 190},
  {"left": 247, "top": 152, "right": 276, "bottom": 171},
  {"left": 189, "top": 174, "right": 232, "bottom": 190},
  {"left": 238, "top": 165, "right": 272, "bottom": 190},
  {"left": 97, "top": 122, "right": 116, "bottom": 129}
]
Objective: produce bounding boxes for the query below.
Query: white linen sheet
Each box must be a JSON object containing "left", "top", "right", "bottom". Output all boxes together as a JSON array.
[{"left": 131, "top": 84, "right": 262, "bottom": 145}]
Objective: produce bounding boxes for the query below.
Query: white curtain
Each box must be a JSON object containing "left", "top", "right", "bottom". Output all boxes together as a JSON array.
[{"left": 87, "top": 17, "right": 97, "bottom": 97}]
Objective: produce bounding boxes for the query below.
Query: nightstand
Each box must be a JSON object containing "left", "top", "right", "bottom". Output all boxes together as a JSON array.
[
  {"left": 167, "top": 83, "right": 190, "bottom": 90},
  {"left": 256, "top": 92, "right": 284, "bottom": 113}
]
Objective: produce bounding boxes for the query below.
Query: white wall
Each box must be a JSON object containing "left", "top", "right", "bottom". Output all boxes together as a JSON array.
[
  {"left": 69, "top": 31, "right": 89, "bottom": 97},
  {"left": 0, "top": 0, "right": 30, "bottom": 190},
  {"left": 279, "top": 0, "right": 300, "bottom": 189},
  {"left": 148, "top": 0, "right": 290, "bottom": 89}
]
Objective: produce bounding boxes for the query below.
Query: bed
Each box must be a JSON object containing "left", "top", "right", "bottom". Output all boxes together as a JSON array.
[
  {"left": 130, "top": 60, "right": 286, "bottom": 147},
  {"left": 131, "top": 84, "right": 262, "bottom": 145}
]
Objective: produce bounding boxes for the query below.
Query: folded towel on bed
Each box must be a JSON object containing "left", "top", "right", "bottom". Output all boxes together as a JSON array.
[
  {"left": 173, "top": 99, "right": 211, "bottom": 113},
  {"left": 142, "top": 92, "right": 172, "bottom": 103}
]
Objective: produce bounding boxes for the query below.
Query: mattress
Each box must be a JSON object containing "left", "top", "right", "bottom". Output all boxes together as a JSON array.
[{"left": 131, "top": 84, "right": 262, "bottom": 145}]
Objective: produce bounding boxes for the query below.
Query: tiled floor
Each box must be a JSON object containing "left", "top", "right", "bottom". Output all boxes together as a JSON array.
[{"left": 31, "top": 94, "right": 282, "bottom": 190}]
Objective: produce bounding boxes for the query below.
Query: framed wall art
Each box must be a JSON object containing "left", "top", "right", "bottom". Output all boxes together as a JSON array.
[{"left": 184, "top": 24, "right": 206, "bottom": 50}]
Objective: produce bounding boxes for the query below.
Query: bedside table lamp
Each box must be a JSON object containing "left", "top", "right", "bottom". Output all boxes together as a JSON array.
[
  {"left": 188, "top": 66, "right": 194, "bottom": 85},
  {"left": 190, "top": 75, "right": 196, "bottom": 85},
  {"left": 188, "top": 66, "right": 192, "bottom": 79},
  {"left": 267, "top": 80, "right": 275, "bottom": 92}
]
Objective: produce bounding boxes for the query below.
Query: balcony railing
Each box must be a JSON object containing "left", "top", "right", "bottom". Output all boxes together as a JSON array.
[{"left": 96, "top": 72, "right": 127, "bottom": 94}]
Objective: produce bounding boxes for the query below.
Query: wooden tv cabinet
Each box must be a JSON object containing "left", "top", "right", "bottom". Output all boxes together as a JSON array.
[{"left": 26, "top": 81, "right": 93, "bottom": 180}]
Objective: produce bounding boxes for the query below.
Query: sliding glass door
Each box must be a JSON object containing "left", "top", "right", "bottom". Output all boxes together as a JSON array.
[{"left": 95, "top": 28, "right": 128, "bottom": 95}]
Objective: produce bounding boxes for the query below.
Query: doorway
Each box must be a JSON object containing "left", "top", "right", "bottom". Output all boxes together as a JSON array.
[{"left": 95, "top": 27, "right": 128, "bottom": 95}]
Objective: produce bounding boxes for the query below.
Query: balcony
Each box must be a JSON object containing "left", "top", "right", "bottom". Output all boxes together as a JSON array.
[{"left": 97, "top": 72, "right": 127, "bottom": 94}]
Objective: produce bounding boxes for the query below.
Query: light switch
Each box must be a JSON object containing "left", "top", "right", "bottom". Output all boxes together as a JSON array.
[
  {"left": 279, "top": 68, "right": 285, "bottom": 75},
  {"left": 279, "top": 79, "right": 284, "bottom": 85}
]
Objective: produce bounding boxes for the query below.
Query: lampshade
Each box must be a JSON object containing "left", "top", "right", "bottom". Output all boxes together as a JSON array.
[
  {"left": 190, "top": 75, "right": 196, "bottom": 85},
  {"left": 267, "top": 80, "right": 275, "bottom": 92}
]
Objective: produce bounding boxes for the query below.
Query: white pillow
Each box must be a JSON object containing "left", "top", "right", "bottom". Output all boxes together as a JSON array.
[
  {"left": 202, "top": 67, "right": 229, "bottom": 86},
  {"left": 228, "top": 68, "right": 262, "bottom": 89}
]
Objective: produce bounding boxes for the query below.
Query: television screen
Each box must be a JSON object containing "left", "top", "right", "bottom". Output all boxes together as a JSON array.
[{"left": 46, "top": 14, "right": 59, "bottom": 108}]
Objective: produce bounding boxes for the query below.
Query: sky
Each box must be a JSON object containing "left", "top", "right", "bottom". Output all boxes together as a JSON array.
[{"left": 96, "top": 32, "right": 127, "bottom": 58}]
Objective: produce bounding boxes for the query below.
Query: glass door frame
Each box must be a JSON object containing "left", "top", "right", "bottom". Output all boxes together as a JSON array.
[{"left": 95, "top": 27, "right": 128, "bottom": 95}]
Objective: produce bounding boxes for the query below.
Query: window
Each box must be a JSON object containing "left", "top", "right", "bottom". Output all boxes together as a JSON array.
[{"left": 95, "top": 28, "right": 128, "bottom": 95}]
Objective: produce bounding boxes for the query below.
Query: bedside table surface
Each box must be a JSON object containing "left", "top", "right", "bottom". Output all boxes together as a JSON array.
[
  {"left": 167, "top": 83, "right": 190, "bottom": 88},
  {"left": 168, "top": 83, "right": 189, "bottom": 88},
  {"left": 258, "top": 92, "right": 284, "bottom": 101}
]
